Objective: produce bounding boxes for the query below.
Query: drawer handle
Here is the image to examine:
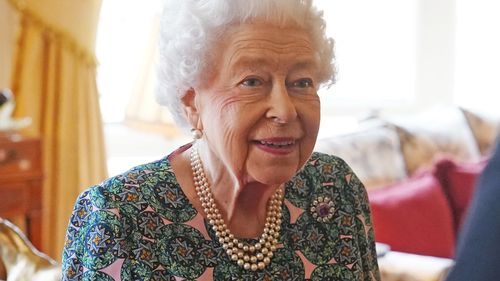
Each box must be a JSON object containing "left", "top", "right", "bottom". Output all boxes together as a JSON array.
[{"left": 0, "top": 149, "right": 18, "bottom": 165}]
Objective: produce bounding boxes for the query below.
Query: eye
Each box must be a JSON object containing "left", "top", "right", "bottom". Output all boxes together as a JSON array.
[
  {"left": 240, "top": 77, "right": 263, "bottom": 87},
  {"left": 292, "top": 78, "right": 314, "bottom": 88}
]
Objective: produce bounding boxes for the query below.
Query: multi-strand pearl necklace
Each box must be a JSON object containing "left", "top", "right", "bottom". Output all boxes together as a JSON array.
[{"left": 190, "top": 144, "right": 284, "bottom": 271}]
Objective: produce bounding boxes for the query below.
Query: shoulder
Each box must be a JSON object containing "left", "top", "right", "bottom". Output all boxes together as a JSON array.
[
  {"left": 106, "top": 156, "right": 173, "bottom": 189},
  {"left": 308, "top": 151, "right": 352, "bottom": 169},
  {"left": 66, "top": 157, "right": 182, "bottom": 232},
  {"left": 86, "top": 157, "right": 173, "bottom": 206},
  {"left": 74, "top": 155, "right": 198, "bottom": 224},
  {"left": 286, "top": 152, "right": 368, "bottom": 211},
  {"left": 297, "top": 151, "right": 358, "bottom": 183},
  {"left": 287, "top": 152, "right": 362, "bottom": 200},
  {"left": 66, "top": 157, "right": 171, "bottom": 222}
]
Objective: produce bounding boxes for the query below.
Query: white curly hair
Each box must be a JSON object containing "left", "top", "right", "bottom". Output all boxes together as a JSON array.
[{"left": 156, "top": 0, "right": 336, "bottom": 130}]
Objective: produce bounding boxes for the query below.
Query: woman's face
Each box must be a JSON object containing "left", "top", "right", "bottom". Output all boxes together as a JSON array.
[{"left": 188, "top": 22, "right": 321, "bottom": 186}]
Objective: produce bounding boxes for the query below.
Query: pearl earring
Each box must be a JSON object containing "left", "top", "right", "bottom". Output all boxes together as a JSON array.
[{"left": 191, "top": 128, "right": 203, "bottom": 139}]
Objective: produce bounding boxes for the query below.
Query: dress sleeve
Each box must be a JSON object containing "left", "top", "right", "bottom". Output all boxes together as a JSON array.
[
  {"left": 342, "top": 159, "right": 381, "bottom": 281},
  {"left": 61, "top": 185, "right": 124, "bottom": 281}
]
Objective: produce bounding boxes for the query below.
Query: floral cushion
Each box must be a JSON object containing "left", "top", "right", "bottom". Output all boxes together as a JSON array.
[
  {"left": 386, "top": 107, "right": 481, "bottom": 175},
  {"left": 461, "top": 108, "right": 500, "bottom": 156},
  {"left": 315, "top": 123, "right": 407, "bottom": 189}
]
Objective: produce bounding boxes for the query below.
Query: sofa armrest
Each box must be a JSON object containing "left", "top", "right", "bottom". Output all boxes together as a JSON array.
[{"left": 379, "top": 251, "right": 453, "bottom": 281}]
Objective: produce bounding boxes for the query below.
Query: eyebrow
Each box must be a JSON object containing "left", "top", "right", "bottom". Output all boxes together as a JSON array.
[{"left": 227, "top": 55, "right": 320, "bottom": 77}]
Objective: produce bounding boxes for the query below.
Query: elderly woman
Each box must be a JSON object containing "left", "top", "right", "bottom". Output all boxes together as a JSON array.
[{"left": 62, "top": 0, "right": 380, "bottom": 280}]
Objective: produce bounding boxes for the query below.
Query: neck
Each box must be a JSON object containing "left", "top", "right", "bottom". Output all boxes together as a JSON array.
[
  {"left": 220, "top": 182, "right": 281, "bottom": 238},
  {"left": 194, "top": 142, "right": 281, "bottom": 238}
]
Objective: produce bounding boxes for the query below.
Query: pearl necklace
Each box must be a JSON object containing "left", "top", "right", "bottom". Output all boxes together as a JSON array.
[{"left": 190, "top": 144, "right": 284, "bottom": 271}]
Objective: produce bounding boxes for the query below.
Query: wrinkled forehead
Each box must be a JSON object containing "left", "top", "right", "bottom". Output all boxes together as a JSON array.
[
  {"left": 220, "top": 23, "right": 320, "bottom": 70},
  {"left": 222, "top": 21, "right": 314, "bottom": 48}
]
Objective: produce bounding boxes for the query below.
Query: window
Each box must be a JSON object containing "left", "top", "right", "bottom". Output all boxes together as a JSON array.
[
  {"left": 454, "top": 0, "right": 500, "bottom": 115},
  {"left": 96, "top": 0, "right": 162, "bottom": 123},
  {"left": 315, "top": 0, "right": 417, "bottom": 112}
]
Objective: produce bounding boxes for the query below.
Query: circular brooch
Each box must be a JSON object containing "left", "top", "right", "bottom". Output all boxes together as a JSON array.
[{"left": 310, "top": 196, "right": 335, "bottom": 222}]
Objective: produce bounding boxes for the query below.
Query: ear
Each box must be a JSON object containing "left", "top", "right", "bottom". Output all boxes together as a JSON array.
[{"left": 180, "top": 88, "right": 203, "bottom": 130}]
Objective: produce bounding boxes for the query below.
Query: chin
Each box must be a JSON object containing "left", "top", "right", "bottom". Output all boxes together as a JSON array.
[
  {"left": 251, "top": 170, "right": 297, "bottom": 186},
  {"left": 245, "top": 153, "right": 306, "bottom": 185}
]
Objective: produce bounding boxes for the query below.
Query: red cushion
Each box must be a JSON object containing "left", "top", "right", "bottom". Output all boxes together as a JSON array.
[
  {"left": 368, "top": 172, "right": 455, "bottom": 258},
  {"left": 433, "top": 157, "right": 488, "bottom": 232}
]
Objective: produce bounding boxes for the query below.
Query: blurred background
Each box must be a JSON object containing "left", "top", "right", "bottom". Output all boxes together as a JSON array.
[{"left": 0, "top": 0, "right": 499, "bottom": 264}]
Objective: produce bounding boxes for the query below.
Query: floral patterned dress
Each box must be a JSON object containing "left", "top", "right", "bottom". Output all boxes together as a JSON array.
[{"left": 62, "top": 147, "right": 380, "bottom": 280}]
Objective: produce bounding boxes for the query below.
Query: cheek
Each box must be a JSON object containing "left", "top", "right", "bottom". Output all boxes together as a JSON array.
[
  {"left": 199, "top": 94, "right": 265, "bottom": 172},
  {"left": 299, "top": 97, "right": 321, "bottom": 133},
  {"left": 202, "top": 98, "right": 241, "bottom": 146},
  {"left": 298, "top": 100, "right": 321, "bottom": 159},
  {"left": 204, "top": 93, "right": 264, "bottom": 133},
  {"left": 199, "top": 94, "right": 237, "bottom": 135}
]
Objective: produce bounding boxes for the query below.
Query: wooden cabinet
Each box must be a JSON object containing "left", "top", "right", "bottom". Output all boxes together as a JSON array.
[{"left": 0, "top": 133, "right": 43, "bottom": 250}]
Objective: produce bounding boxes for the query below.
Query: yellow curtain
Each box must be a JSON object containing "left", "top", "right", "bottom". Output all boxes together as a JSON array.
[
  {"left": 8, "top": 0, "right": 107, "bottom": 260},
  {"left": 0, "top": 0, "right": 17, "bottom": 88}
]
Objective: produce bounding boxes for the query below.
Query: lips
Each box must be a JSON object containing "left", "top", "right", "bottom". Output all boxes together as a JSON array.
[{"left": 253, "top": 138, "right": 297, "bottom": 155}]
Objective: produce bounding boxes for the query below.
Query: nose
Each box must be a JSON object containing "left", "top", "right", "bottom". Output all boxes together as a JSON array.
[{"left": 265, "top": 83, "right": 297, "bottom": 123}]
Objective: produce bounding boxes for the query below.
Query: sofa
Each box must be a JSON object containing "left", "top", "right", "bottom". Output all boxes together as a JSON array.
[{"left": 315, "top": 106, "right": 499, "bottom": 259}]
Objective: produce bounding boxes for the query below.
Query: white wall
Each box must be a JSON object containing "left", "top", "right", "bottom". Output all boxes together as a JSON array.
[
  {"left": 415, "top": 0, "right": 457, "bottom": 109},
  {"left": 454, "top": 0, "right": 500, "bottom": 116}
]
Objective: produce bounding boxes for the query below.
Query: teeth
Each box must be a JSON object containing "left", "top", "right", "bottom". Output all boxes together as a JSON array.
[{"left": 259, "top": 140, "right": 294, "bottom": 147}]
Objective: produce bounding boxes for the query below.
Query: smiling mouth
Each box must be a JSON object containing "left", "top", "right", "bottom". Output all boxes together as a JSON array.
[
  {"left": 253, "top": 139, "right": 297, "bottom": 155},
  {"left": 257, "top": 140, "right": 295, "bottom": 148}
]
